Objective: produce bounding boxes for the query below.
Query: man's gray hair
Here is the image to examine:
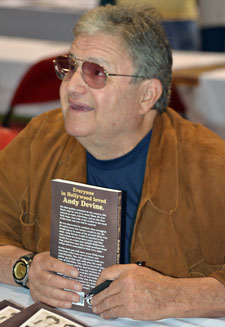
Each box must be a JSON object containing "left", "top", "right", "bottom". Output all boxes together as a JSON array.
[{"left": 73, "top": 4, "right": 172, "bottom": 113}]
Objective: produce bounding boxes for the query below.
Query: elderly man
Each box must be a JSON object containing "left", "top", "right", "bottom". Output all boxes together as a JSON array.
[{"left": 0, "top": 4, "right": 225, "bottom": 321}]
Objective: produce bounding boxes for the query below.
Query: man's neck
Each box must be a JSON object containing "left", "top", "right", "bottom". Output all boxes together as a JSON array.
[{"left": 76, "top": 110, "right": 158, "bottom": 160}]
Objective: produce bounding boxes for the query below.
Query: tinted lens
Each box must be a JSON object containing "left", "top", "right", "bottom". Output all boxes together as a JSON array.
[
  {"left": 82, "top": 62, "right": 107, "bottom": 89},
  {"left": 54, "top": 56, "right": 76, "bottom": 80}
]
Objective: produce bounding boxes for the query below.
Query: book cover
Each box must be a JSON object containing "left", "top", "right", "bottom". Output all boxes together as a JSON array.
[
  {"left": 1, "top": 301, "right": 89, "bottom": 327},
  {"left": 0, "top": 300, "right": 24, "bottom": 325},
  {"left": 50, "top": 179, "right": 122, "bottom": 314}
]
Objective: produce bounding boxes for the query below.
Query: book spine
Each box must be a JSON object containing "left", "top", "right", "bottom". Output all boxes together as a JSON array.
[{"left": 116, "top": 192, "right": 122, "bottom": 264}]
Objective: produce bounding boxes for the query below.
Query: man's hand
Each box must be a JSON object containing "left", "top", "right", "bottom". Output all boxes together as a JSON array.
[
  {"left": 91, "top": 263, "right": 225, "bottom": 321},
  {"left": 91, "top": 263, "right": 176, "bottom": 320},
  {"left": 28, "top": 252, "right": 82, "bottom": 308}
]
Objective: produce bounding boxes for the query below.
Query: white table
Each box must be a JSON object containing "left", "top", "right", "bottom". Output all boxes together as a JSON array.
[
  {"left": 172, "top": 51, "right": 225, "bottom": 139},
  {"left": 1, "top": 282, "right": 225, "bottom": 327},
  {"left": 188, "top": 68, "right": 225, "bottom": 139},
  {"left": 173, "top": 51, "right": 225, "bottom": 72}
]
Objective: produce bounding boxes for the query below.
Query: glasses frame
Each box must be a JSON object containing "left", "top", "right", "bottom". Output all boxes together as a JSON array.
[{"left": 53, "top": 54, "right": 147, "bottom": 89}]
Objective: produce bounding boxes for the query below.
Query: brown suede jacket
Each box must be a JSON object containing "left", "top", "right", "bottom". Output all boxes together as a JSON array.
[{"left": 0, "top": 108, "right": 225, "bottom": 285}]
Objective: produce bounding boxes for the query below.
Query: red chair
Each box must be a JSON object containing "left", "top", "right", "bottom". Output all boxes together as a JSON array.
[
  {"left": 2, "top": 56, "right": 61, "bottom": 128},
  {"left": 0, "top": 126, "right": 19, "bottom": 150}
]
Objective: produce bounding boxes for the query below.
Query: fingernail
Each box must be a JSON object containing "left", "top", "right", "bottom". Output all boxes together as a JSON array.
[
  {"left": 71, "top": 269, "right": 78, "bottom": 277},
  {"left": 74, "top": 283, "right": 81, "bottom": 291},
  {"left": 72, "top": 295, "right": 79, "bottom": 303}
]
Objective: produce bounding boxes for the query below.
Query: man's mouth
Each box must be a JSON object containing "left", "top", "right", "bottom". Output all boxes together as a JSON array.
[{"left": 69, "top": 102, "right": 94, "bottom": 112}]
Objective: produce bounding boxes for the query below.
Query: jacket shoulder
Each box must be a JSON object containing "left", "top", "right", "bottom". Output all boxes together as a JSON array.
[
  {"left": 28, "top": 108, "right": 64, "bottom": 130},
  {"left": 166, "top": 108, "right": 225, "bottom": 159}
]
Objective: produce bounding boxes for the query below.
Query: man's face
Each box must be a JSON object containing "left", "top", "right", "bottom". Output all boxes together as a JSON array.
[{"left": 60, "top": 33, "right": 145, "bottom": 154}]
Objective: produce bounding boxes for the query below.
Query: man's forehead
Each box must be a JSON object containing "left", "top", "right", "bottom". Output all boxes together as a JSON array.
[
  {"left": 70, "top": 34, "right": 130, "bottom": 67},
  {"left": 71, "top": 33, "right": 125, "bottom": 52}
]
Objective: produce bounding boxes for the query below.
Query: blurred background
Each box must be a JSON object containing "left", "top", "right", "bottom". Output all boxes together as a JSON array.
[{"left": 0, "top": 0, "right": 225, "bottom": 149}]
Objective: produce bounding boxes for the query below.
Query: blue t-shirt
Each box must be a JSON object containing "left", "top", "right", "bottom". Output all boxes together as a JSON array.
[{"left": 87, "top": 131, "right": 151, "bottom": 263}]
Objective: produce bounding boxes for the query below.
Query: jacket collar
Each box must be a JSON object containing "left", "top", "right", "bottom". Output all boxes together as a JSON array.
[
  {"left": 139, "top": 109, "right": 179, "bottom": 215},
  {"left": 61, "top": 136, "right": 87, "bottom": 183}
]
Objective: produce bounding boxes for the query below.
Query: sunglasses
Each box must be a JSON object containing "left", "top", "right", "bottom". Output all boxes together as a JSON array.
[{"left": 53, "top": 54, "right": 146, "bottom": 89}]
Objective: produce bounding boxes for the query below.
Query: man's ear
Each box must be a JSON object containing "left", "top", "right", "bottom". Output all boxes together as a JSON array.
[{"left": 140, "top": 79, "right": 162, "bottom": 114}]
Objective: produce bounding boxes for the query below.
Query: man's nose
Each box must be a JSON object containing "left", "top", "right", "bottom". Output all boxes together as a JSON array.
[{"left": 66, "top": 66, "right": 87, "bottom": 94}]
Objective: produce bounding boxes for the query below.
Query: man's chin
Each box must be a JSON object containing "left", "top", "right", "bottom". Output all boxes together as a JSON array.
[{"left": 64, "top": 125, "right": 92, "bottom": 140}]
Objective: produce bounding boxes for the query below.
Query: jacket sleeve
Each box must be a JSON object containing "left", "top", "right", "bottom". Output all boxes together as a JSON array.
[
  {"left": 0, "top": 123, "right": 34, "bottom": 248},
  {"left": 193, "top": 141, "right": 225, "bottom": 286},
  {"left": 0, "top": 109, "right": 73, "bottom": 252}
]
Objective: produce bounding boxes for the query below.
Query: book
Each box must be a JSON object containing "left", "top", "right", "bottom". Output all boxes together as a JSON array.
[
  {"left": 50, "top": 179, "right": 122, "bottom": 314},
  {"left": 0, "top": 300, "right": 24, "bottom": 325},
  {"left": 1, "top": 301, "right": 89, "bottom": 327}
]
